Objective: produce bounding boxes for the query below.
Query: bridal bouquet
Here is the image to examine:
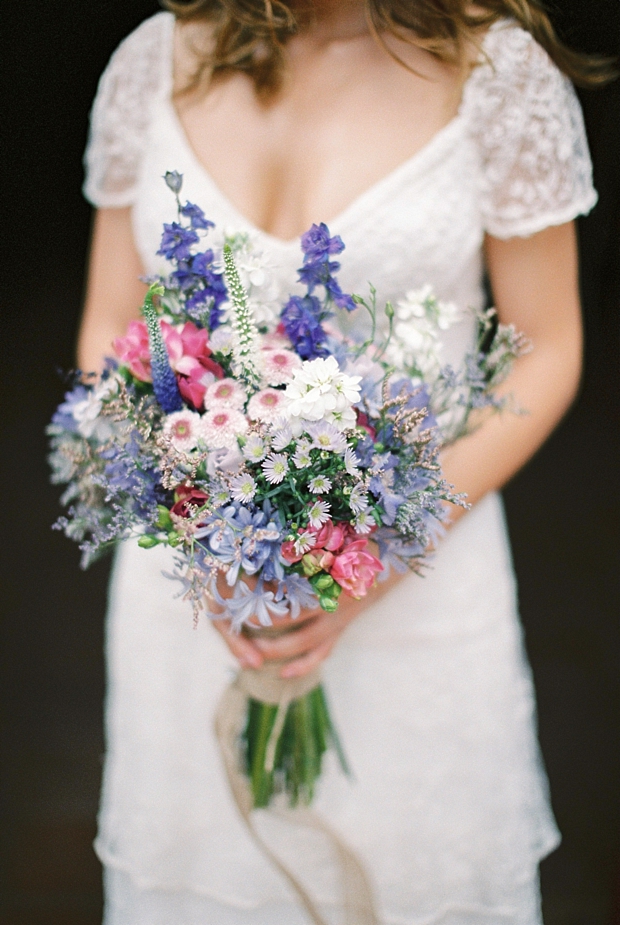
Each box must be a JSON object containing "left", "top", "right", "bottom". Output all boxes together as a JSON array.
[{"left": 49, "top": 171, "right": 526, "bottom": 808}]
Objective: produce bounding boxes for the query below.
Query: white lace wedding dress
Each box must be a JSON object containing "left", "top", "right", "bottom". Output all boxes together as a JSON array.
[{"left": 83, "top": 12, "right": 596, "bottom": 925}]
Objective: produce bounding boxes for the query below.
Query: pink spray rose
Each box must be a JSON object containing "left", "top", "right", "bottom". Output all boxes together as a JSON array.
[
  {"left": 329, "top": 539, "right": 383, "bottom": 599},
  {"left": 113, "top": 320, "right": 223, "bottom": 409}
]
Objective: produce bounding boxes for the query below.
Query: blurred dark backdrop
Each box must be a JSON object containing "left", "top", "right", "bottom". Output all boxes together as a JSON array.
[{"left": 0, "top": 2, "right": 618, "bottom": 924}]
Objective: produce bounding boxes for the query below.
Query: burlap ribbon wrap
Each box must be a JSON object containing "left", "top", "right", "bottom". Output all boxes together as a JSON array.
[{"left": 214, "top": 661, "right": 380, "bottom": 925}]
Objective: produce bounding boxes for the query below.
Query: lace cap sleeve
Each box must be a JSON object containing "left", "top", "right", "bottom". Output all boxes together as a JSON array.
[
  {"left": 83, "top": 12, "right": 174, "bottom": 209},
  {"left": 465, "top": 22, "right": 597, "bottom": 239}
]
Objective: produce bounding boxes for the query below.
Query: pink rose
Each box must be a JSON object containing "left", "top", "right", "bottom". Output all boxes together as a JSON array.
[{"left": 329, "top": 539, "right": 383, "bottom": 599}]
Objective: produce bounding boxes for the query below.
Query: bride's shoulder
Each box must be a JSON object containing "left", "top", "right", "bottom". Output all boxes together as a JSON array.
[
  {"left": 83, "top": 12, "right": 175, "bottom": 209},
  {"left": 472, "top": 17, "right": 567, "bottom": 94}
]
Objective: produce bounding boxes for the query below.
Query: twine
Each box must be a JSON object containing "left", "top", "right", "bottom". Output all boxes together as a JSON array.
[{"left": 214, "top": 659, "right": 380, "bottom": 925}]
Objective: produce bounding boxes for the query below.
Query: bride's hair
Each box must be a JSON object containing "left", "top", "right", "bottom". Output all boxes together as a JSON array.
[{"left": 163, "top": 0, "right": 615, "bottom": 96}]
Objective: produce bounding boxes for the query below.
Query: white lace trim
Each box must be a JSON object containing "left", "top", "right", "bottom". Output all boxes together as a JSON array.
[
  {"left": 462, "top": 21, "right": 597, "bottom": 237},
  {"left": 83, "top": 14, "right": 596, "bottom": 237},
  {"left": 83, "top": 12, "right": 174, "bottom": 208}
]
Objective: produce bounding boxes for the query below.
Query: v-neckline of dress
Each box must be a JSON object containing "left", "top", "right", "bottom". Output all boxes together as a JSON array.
[{"left": 160, "top": 14, "right": 499, "bottom": 249}]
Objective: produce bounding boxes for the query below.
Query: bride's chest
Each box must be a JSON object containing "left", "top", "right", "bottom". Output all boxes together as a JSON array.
[{"left": 134, "top": 101, "right": 485, "bottom": 309}]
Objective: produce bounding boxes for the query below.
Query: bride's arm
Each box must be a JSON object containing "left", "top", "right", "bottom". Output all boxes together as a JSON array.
[
  {"left": 236, "top": 220, "right": 583, "bottom": 676},
  {"left": 77, "top": 208, "right": 147, "bottom": 373}
]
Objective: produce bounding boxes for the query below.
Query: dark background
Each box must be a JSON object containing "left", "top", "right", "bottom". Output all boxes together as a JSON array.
[{"left": 0, "top": 2, "right": 618, "bottom": 923}]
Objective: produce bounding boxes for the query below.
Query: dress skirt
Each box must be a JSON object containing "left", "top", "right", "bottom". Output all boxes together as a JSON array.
[{"left": 96, "top": 492, "right": 560, "bottom": 925}]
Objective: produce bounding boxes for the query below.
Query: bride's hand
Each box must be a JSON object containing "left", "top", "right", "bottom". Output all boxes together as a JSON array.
[{"left": 210, "top": 573, "right": 369, "bottom": 678}]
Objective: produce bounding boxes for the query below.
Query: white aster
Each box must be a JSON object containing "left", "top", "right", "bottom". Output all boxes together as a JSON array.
[
  {"left": 306, "top": 421, "right": 347, "bottom": 453},
  {"left": 262, "top": 453, "right": 289, "bottom": 484},
  {"left": 308, "top": 500, "right": 331, "bottom": 529},
  {"left": 230, "top": 473, "right": 257, "bottom": 503},
  {"left": 242, "top": 434, "right": 267, "bottom": 462},
  {"left": 270, "top": 420, "right": 294, "bottom": 451},
  {"left": 293, "top": 444, "right": 313, "bottom": 469},
  {"left": 308, "top": 475, "right": 332, "bottom": 494},
  {"left": 348, "top": 484, "right": 371, "bottom": 514},
  {"left": 294, "top": 530, "right": 316, "bottom": 556},
  {"left": 344, "top": 446, "right": 361, "bottom": 476},
  {"left": 353, "top": 510, "right": 376, "bottom": 534}
]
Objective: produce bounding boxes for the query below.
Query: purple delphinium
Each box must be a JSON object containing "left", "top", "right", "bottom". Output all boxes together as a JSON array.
[
  {"left": 281, "top": 295, "right": 329, "bottom": 360},
  {"left": 180, "top": 201, "right": 214, "bottom": 231},
  {"left": 157, "top": 222, "right": 199, "bottom": 262}
]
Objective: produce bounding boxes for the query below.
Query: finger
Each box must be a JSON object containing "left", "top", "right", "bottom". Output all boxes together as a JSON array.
[
  {"left": 212, "top": 619, "right": 264, "bottom": 669},
  {"left": 253, "top": 616, "right": 332, "bottom": 661},
  {"left": 279, "top": 637, "right": 336, "bottom": 679}
]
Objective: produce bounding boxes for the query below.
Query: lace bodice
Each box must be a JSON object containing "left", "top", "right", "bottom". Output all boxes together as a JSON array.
[{"left": 84, "top": 11, "right": 596, "bottom": 240}]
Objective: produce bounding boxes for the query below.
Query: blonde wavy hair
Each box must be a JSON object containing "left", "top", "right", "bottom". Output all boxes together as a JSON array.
[{"left": 163, "top": 0, "right": 615, "bottom": 96}]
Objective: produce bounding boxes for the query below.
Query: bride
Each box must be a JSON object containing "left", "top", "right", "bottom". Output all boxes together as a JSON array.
[{"left": 77, "top": 1, "right": 601, "bottom": 922}]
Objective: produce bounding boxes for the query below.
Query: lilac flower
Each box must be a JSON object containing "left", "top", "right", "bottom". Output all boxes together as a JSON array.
[
  {"left": 262, "top": 453, "right": 289, "bottom": 484},
  {"left": 157, "top": 222, "right": 199, "bottom": 262},
  {"left": 50, "top": 385, "right": 91, "bottom": 433},
  {"left": 180, "top": 201, "right": 214, "bottom": 231}
]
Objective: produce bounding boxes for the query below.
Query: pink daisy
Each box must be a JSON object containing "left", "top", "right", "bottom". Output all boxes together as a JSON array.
[
  {"left": 247, "top": 389, "right": 286, "bottom": 424},
  {"left": 204, "top": 378, "right": 247, "bottom": 411},
  {"left": 261, "top": 347, "right": 302, "bottom": 386},
  {"left": 199, "top": 408, "right": 248, "bottom": 449},
  {"left": 162, "top": 410, "right": 203, "bottom": 452}
]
